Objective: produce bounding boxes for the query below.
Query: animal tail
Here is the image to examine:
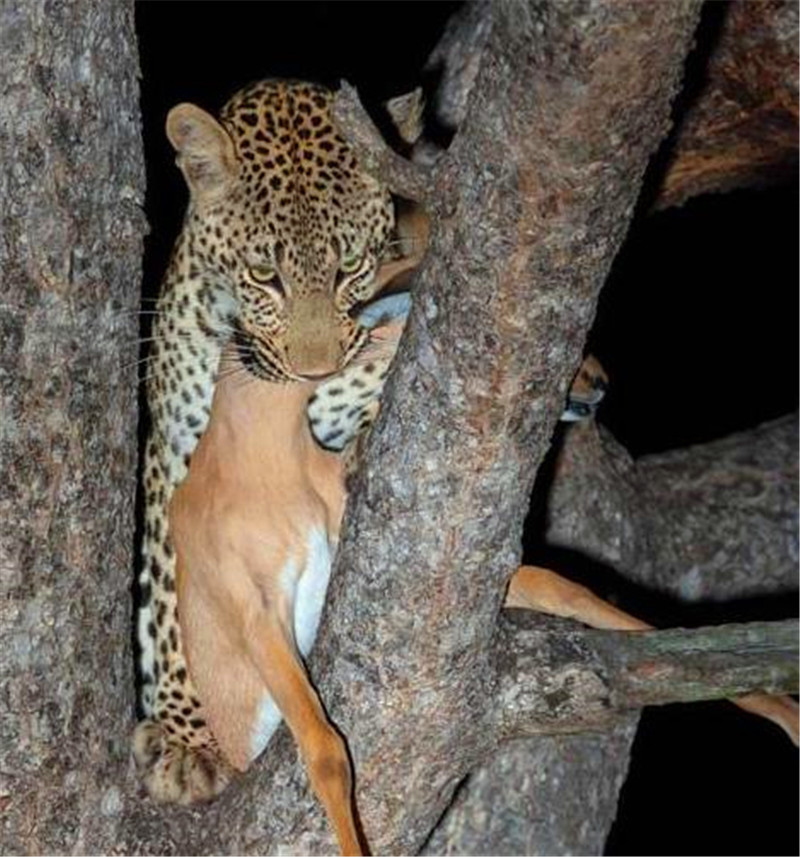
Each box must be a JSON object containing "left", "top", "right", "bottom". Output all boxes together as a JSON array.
[{"left": 132, "top": 718, "right": 235, "bottom": 804}]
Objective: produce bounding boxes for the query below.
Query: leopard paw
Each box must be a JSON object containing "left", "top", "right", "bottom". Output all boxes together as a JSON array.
[{"left": 133, "top": 718, "right": 234, "bottom": 805}]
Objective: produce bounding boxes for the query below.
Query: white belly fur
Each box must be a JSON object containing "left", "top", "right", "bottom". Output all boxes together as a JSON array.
[{"left": 250, "top": 527, "right": 333, "bottom": 760}]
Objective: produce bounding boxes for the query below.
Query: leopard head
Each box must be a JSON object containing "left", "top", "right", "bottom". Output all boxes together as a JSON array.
[{"left": 166, "top": 80, "right": 412, "bottom": 381}]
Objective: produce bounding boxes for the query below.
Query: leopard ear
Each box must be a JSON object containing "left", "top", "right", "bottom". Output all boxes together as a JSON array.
[
  {"left": 166, "top": 103, "right": 237, "bottom": 201},
  {"left": 384, "top": 87, "right": 425, "bottom": 146}
]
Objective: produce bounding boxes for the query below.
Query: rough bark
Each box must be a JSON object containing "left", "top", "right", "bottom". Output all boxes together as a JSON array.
[
  {"left": 332, "top": 81, "right": 432, "bottom": 202},
  {"left": 425, "top": 614, "right": 800, "bottom": 857},
  {"left": 423, "top": 0, "right": 493, "bottom": 135},
  {"left": 423, "top": 720, "right": 640, "bottom": 856},
  {"left": 496, "top": 617, "right": 798, "bottom": 733},
  {"left": 546, "top": 415, "right": 799, "bottom": 602},
  {"left": 0, "top": 1, "right": 145, "bottom": 853},
  {"left": 655, "top": 1, "right": 799, "bottom": 209},
  {"left": 430, "top": 414, "right": 799, "bottom": 856}
]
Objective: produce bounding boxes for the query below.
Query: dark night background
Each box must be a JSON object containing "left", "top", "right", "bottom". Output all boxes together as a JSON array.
[{"left": 134, "top": 3, "right": 798, "bottom": 854}]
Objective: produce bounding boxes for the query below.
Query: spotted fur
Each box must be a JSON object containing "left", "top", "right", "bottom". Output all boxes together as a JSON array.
[
  {"left": 134, "top": 79, "right": 411, "bottom": 803},
  {"left": 309, "top": 318, "right": 610, "bottom": 451}
]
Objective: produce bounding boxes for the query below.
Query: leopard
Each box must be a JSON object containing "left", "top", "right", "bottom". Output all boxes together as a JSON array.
[{"left": 132, "top": 78, "right": 423, "bottom": 804}]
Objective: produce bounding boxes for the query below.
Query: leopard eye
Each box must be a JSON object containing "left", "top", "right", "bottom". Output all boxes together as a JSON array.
[
  {"left": 249, "top": 264, "right": 277, "bottom": 284},
  {"left": 340, "top": 253, "right": 364, "bottom": 274},
  {"left": 247, "top": 265, "right": 286, "bottom": 298}
]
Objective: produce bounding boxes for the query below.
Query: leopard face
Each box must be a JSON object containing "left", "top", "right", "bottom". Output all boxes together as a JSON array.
[{"left": 167, "top": 80, "right": 397, "bottom": 382}]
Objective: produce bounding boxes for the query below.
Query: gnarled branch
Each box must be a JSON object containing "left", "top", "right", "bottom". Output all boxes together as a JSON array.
[{"left": 546, "top": 415, "right": 799, "bottom": 602}]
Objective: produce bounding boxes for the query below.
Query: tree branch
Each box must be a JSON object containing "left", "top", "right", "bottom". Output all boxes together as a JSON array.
[
  {"left": 430, "top": 614, "right": 797, "bottom": 855},
  {"left": 495, "top": 616, "right": 799, "bottom": 739},
  {"left": 332, "top": 81, "right": 433, "bottom": 202},
  {"left": 546, "top": 415, "right": 799, "bottom": 602},
  {"left": 598, "top": 619, "right": 799, "bottom": 707},
  {"left": 422, "top": 0, "right": 494, "bottom": 133},
  {"left": 656, "top": 1, "right": 799, "bottom": 209}
]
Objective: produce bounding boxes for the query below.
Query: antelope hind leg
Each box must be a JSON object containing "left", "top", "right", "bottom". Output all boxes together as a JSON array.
[{"left": 245, "top": 615, "right": 365, "bottom": 856}]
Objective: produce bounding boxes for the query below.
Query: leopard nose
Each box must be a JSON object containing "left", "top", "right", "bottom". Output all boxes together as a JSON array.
[{"left": 285, "top": 341, "right": 342, "bottom": 378}]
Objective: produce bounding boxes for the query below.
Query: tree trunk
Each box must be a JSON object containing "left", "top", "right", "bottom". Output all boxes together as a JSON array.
[
  {"left": 0, "top": 0, "right": 145, "bottom": 852},
  {"left": 319, "top": 2, "right": 704, "bottom": 853}
]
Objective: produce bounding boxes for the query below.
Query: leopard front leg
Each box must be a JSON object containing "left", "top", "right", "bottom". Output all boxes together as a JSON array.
[
  {"left": 132, "top": 271, "right": 237, "bottom": 804},
  {"left": 134, "top": 440, "right": 235, "bottom": 803}
]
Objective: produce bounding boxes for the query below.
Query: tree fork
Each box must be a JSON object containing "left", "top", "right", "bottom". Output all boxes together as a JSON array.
[
  {"left": 15, "top": 1, "right": 797, "bottom": 855},
  {"left": 102, "top": 2, "right": 704, "bottom": 852}
]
